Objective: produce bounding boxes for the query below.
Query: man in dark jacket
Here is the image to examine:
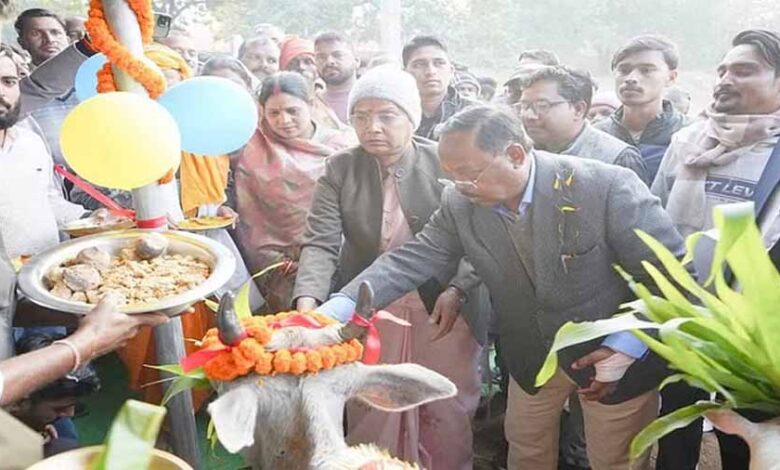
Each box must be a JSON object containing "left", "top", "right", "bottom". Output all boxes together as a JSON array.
[
  {"left": 403, "top": 35, "right": 476, "bottom": 140},
  {"left": 595, "top": 35, "right": 687, "bottom": 184}
]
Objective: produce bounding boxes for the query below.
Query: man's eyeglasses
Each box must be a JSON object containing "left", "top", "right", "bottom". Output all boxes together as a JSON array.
[
  {"left": 514, "top": 99, "right": 569, "bottom": 116},
  {"left": 450, "top": 148, "right": 507, "bottom": 192},
  {"left": 350, "top": 112, "right": 405, "bottom": 129}
]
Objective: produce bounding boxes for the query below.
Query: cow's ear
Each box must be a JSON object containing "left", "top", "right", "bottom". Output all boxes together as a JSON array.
[
  {"left": 347, "top": 363, "right": 457, "bottom": 412},
  {"left": 208, "top": 385, "right": 260, "bottom": 453}
]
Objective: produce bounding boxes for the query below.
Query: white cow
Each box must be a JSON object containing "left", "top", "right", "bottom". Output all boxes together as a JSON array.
[{"left": 207, "top": 290, "right": 456, "bottom": 469}]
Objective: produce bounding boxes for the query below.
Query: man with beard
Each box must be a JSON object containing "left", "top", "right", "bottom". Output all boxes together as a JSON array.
[
  {"left": 279, "top": 36, "right": 345, "bottom": 131},
  {"left": 652, "top": 29, "right": 780, "bottom": 470},
  {"left": 239, "top": 35, "right": 280, "bottom": 83},
  {"left": 403, "top": 35, "right": 476, "bottom": 140},
  {"left": 0, "top": 44, "right": 87, "bottom": 259},
  {"left": 14, "top": 9, "right": 68, "bottom": 68},
  {"left": 314, "top": 31, "right": 358, "bottom": 124},
  {"left": 596, "top": 35, "right": 687, "bottom": 184}
]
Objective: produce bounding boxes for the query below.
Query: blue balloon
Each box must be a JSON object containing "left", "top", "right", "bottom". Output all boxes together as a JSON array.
[
  {"left": 74, "top": 53, "right": 107, "bottom": 102},
  {"left": 158, "top": 77, "right": 258, "bottom": 155}
]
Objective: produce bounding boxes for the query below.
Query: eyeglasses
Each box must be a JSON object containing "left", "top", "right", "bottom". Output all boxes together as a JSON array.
[
  {"left": 514, "top": 99, "right": 569, "bottom": 116},
  {"left": 350, "top": 112, "right": 405, "bottom": 129},
  {"left": 450, "top": 149, "right": 506, "bottom": 192}
]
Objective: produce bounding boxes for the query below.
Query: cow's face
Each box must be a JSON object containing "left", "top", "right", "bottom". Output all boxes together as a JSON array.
[{"left": 208, "top": 362, "right": 456, "bottom": 470}]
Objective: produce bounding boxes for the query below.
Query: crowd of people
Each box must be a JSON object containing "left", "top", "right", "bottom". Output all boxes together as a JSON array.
[{"left": 0, "top": 4, "right": 779, "bottom": 470}]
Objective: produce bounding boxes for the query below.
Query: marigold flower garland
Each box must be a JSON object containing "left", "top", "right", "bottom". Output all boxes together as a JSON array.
[
  {"left": 85, "top": 0, "right": 166, "bottom": 98},
  {"left": 196, "top": 311, "right": 365, "bottom": 382}
]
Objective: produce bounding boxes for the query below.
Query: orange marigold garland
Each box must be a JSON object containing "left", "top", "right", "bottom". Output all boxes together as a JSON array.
[
  {"left": 196, "top": 311, "right": 365, "bottom": 381},
  {"left": 85, "top": 0, "right": 166, "bottom": 98}
]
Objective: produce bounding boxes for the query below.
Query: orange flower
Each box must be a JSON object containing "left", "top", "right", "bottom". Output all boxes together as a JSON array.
[
  {"left": 306, "top": 350, "right": 323, "bottom": 373},
  {"left": 289, "top": 352, "right": 307, "bottom": 375},
  {"left": 254, "top": 352, "right": 274, "bottom": 375},
  {"left": 320, "top": 347, "right": 336, "bottom": 369},
  {"left": 195, "top": 311, "right": 364, "bottom": 381},
  {"left": 273, "top": 349, "right": 292, "bottom": 374},
  {"left": 86, "top": 0, "right": 165, "bottom": 98},
  {"left": 204, "top": 354, "right": 240, "bottom": 381}
]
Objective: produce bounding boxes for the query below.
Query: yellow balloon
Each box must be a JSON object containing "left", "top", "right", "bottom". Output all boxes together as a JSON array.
[{"left": 61, "top": 92, "right": 181, "bottom": 190}]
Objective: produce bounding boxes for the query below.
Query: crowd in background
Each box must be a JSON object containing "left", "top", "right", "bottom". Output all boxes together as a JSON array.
[{"left": 1, "top": 5, "right": 780, "bottom": 470}]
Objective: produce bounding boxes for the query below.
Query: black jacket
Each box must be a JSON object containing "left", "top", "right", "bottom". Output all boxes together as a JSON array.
[{"left": 595, "top": 100, "right": 688, "bottom": 184}]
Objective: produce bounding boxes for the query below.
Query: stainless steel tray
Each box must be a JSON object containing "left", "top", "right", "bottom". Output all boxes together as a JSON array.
[{"left": 18, "top": 229, "right": 236, "bottom": 316}]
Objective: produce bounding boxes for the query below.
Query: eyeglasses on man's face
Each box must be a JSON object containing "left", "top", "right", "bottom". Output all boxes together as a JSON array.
[
  {"left": 514, "top": 99, "right": 569, "bottom": 116},
  {"left": 449, "top": 147, "right": 510, "bottom": 192}
]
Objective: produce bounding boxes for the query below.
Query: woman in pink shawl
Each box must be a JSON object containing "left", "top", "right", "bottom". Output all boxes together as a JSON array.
[{"left": 234, "top": 72, "right": 354, "bottom": 311}]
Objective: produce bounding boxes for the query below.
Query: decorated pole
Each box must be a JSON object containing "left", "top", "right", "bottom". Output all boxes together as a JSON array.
[
  {"left": 379, "top": 0, "right": 402, "bottom": 59},
  {"left": 97, "top": 1, "right": 201, "bottom": 466}
]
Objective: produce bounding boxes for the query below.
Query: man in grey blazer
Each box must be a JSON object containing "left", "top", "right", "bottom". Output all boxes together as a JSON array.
[{"left": 317, "top": 105, "right": 685, "bottom": 470}]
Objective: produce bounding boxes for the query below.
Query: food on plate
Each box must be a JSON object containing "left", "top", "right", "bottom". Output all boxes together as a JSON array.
[
  {"left": 45, "top": 238, "right": 210, "bottom": 307},
  {"left": 75, "top": 247, "right": 112, "bottom": 270},
  {"left": 63, "top": 265, "right": 102, "bottom": 291},
  {"left": 135, "top": 233, "right": 169, "bottom": 260},
  {"left": 62, "top": 212, "right": 135, "bottom": 238}
]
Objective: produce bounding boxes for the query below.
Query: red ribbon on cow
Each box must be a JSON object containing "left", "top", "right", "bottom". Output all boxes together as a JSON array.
[
  {"left": 268, "top": 313, "right": 324, "bottom": 330},
  {"left": 350, "top": 310, "right": 411, "bottom": 365},
  {"left": 180, "top": 332, "right": 248, "bottom": 373}
]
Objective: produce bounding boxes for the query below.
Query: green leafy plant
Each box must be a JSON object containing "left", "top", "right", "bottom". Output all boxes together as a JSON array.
[
  {"left": 92, "top": 400, "right": 167, "bottom": 470},
  {"left": 144, "top": 364, "right": 211, "bottom": 406},
  {"left": 536, "top": 201, "right": 780, "bottom": 459}
]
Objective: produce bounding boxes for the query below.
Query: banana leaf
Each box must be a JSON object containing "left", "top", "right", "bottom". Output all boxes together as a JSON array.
[{"left": 92, "top": 400, "right": 166, "bottom": 470}]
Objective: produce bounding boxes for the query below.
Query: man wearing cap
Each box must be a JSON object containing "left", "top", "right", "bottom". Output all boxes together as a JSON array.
[
  {"left": 279, "top": 36, "right": 344, "bottom": 131},
  {"left": 453, "top": 71, "right": 481, "bottom": 101},
  {"left": 501, "top": 49, "right": 561, "bottom": 107},
  {"left": 294, "top": 65, "right": 488, "bottom": 470}
]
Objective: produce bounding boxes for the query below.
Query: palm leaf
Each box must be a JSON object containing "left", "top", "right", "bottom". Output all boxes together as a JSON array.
[
  {"left": 629, "top": 401, "right": 723, "bottom": 459},
  {"left": 144, "top": 364, "right": 210, "bottom": 405},
  {"left": 535, "top": 314, "right": 659, "bottom": 387},
  {"left": 541, "top": 202, "right": 780, "bottom": 460}
]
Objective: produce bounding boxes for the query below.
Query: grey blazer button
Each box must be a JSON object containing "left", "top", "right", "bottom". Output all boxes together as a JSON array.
[
  {"left": 409, "top": 215, "right": 420, "bottom": 225},
  {"left": 395, "top": 168, "right": 406, "bottom": 178}
]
